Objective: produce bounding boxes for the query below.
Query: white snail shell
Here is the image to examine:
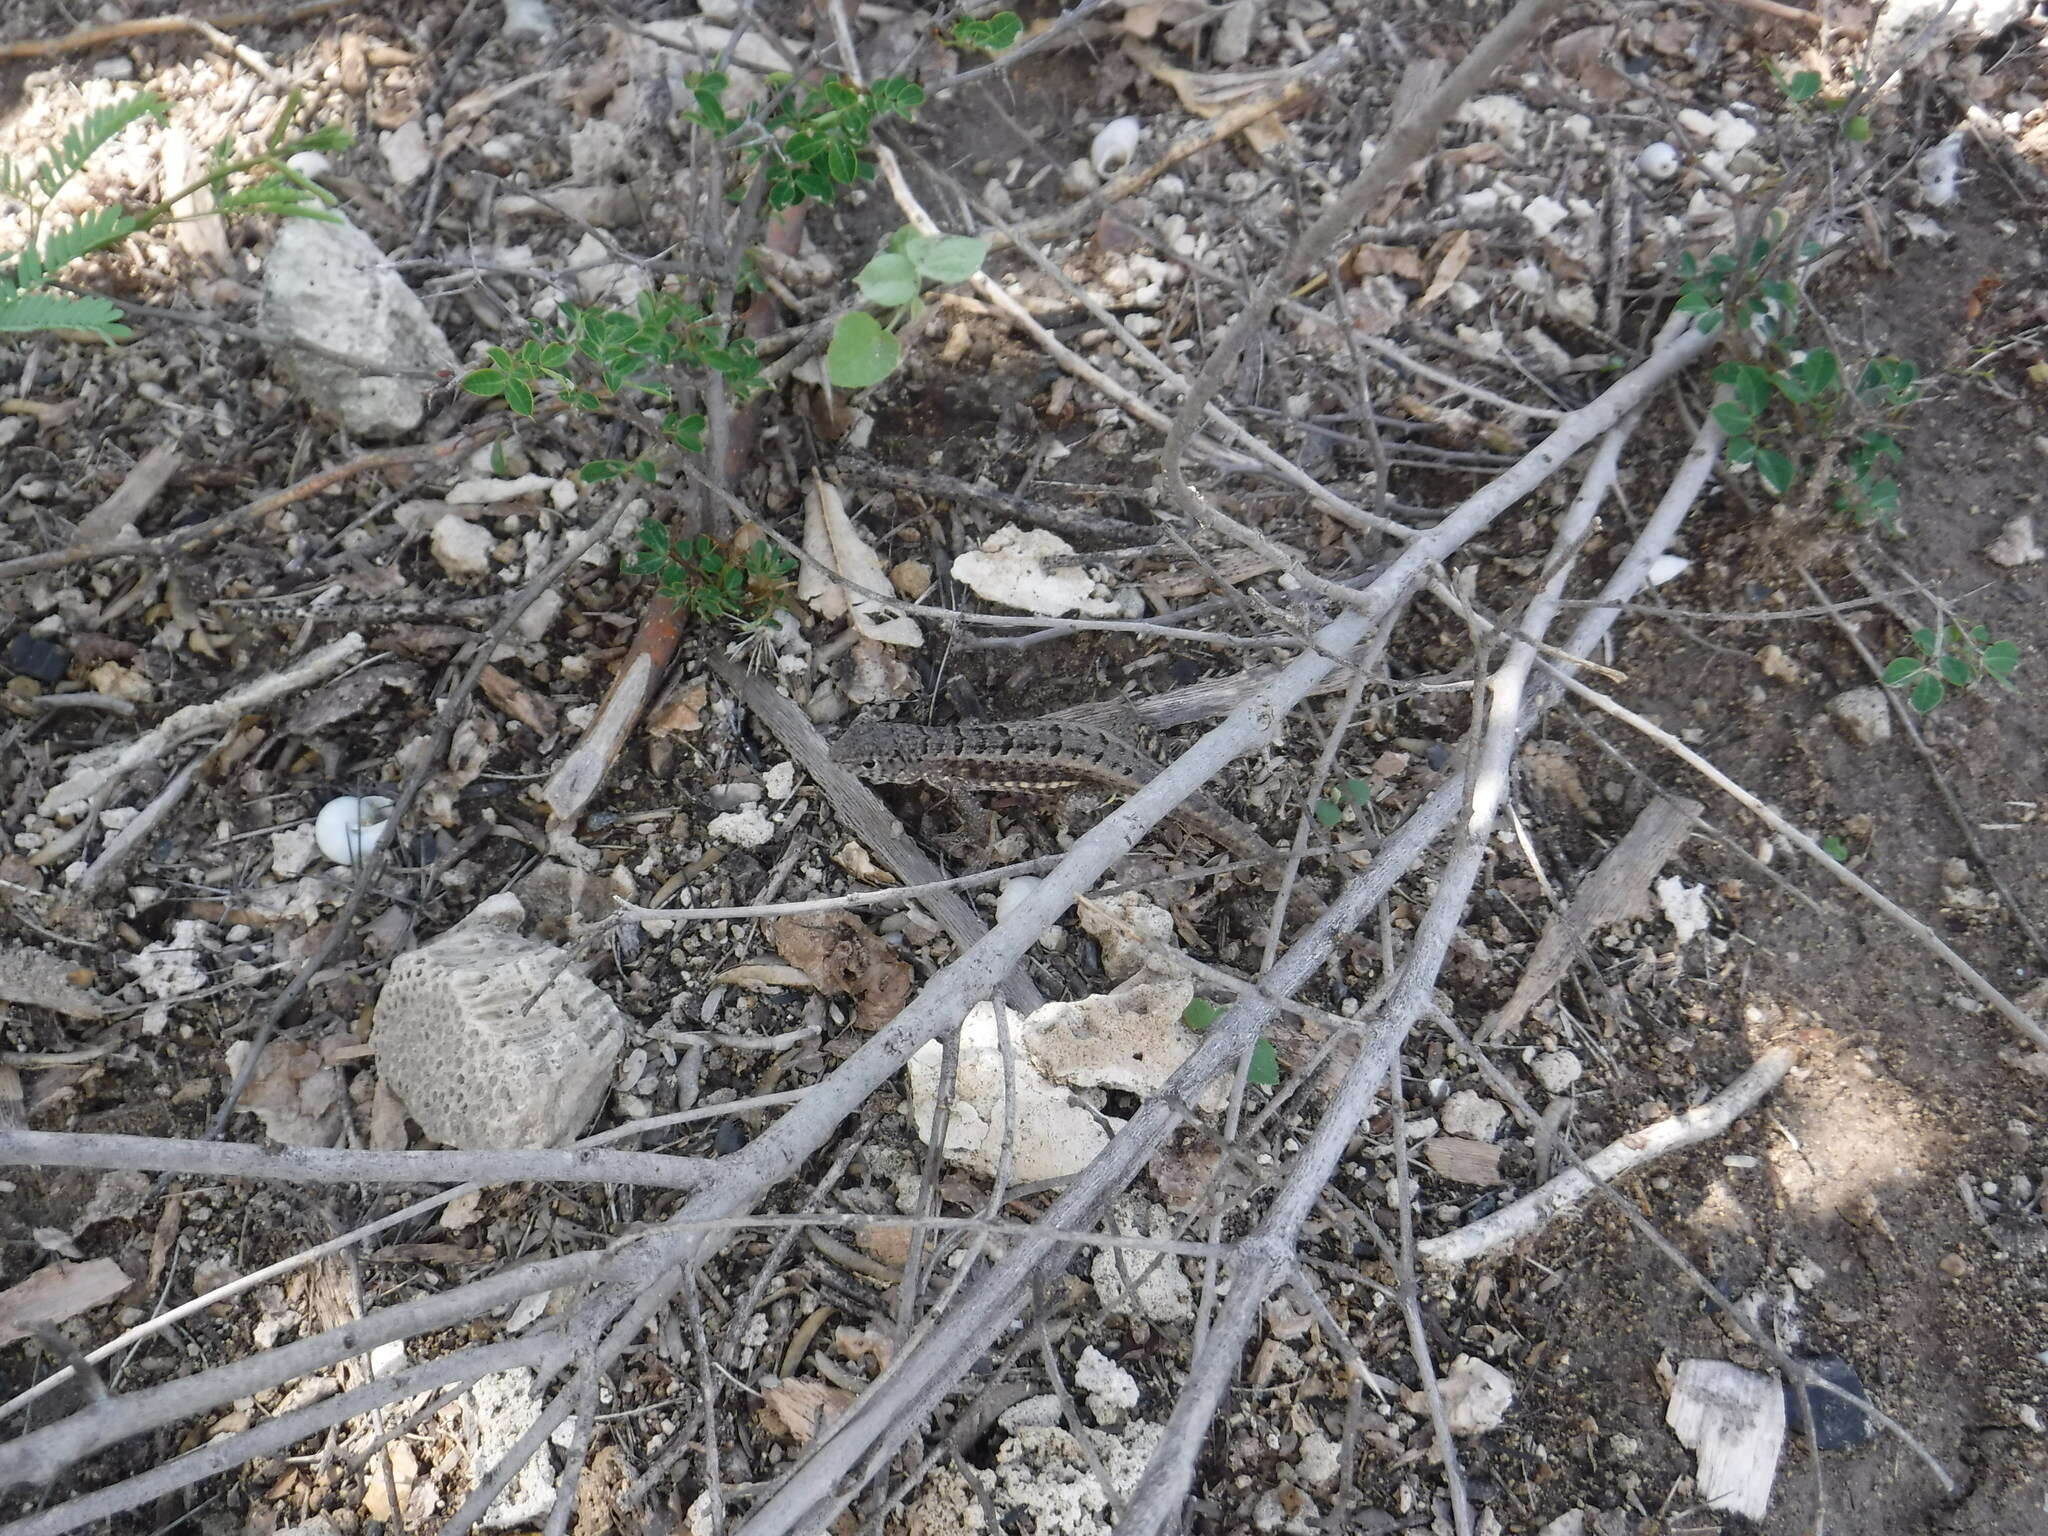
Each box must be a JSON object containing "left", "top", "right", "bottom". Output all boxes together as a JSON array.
[
  {"left": 316, "top": 795, "right": 396, "bottom": 866},
  {"left": 1091, "top": 117, "right": 1144, "bottom": 178}
]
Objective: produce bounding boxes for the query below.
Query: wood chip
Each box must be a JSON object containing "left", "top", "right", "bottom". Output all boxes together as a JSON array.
[
  {"left": 0, "top": 1258, "right": 131, "bottom": 1345},
  {"left": 1423, "top": 1136, "right": 1505, "bottom": 1185},
  {"left": 1666, "top": 1359, "right": 1784, "bottom": 1521}
]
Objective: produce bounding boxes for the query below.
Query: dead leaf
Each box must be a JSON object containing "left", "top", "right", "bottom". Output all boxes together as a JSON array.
[
  {"left": 768, "top": 912, "right": 914, "bottom": 1031},
  {"left": 762, "top": 1378, "right": 854, "bottom": 1443},
  {"left": 73, "top": 1170, "right": 149, "bottom": 1237},
  {"left": 1552, "top": 25, "right": 1633, "bottom": 103},
  {"left": 0, "top": 943, "right": 111, "bottom": 1018},
  {"left": 711, "top": 962, "right": 817, "bottom": 992},
  {"left": 1344, "top": 244, "right": 1423, "bottom": 282},
  {"left": 1423, "top": 1136, "right": 1505, "bottom": 1186},
  {"left": 833, "top": 1325, "right": 895, "bottom": 1370},
  {"left": 480, "top": 665, "right": 559, "bottom": 739},
  {"left": 649, "top": 676, "right": 710, "bottom": 736},
  {"left": 1419, "top": 229, "right": 1475, "bottom": 310},
  {"left": 0, "top": 1258, "right": 130, "bottom": 1345},
  {"left": 798, "top": 478, "right": 923, "bottom": 648},
  {"left": 71, "top": 440, "right": 182, "bottom": 546},
  {"left": 223, "top": 1037, "right": 347, "bottom": 1147},
  {"left": 855, "top": 1223, "right": 913, "bottom": 1269},
  {"left": 287, "top": 664, "right": 423, "bottom": 735}
]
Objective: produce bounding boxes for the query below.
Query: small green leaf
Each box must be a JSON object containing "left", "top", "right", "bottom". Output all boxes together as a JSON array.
[
  {"left": 1909, "top": 675, "right": 1945, "bottom": 713},
  {"left": 1880, "top": 656, "right": 1922, "bottom": 685},
  {"left": 1712, "top": 401, "right": 1753, "bottom": 436},
  {"left": 1342, "top": 777, "right": 1372, "bottom": 806},
  {"left": 1912, "top": 627, "right": 1938, "bottom": 654},
  {"left": 1726, "top": 436, "right": 1757, "bottom": 468},
  {"left": 1787, "top": 70, "right": 1823, "bottom": 102},
  {"left": 1247, "top": 1037, "right": 1280, "bottom": 1088},
  {"left": 1982, "top": 640, "right": 2020, "bottom": 678},
  {"left": 1732, "top": 365, "right": 1773, "bottom": 416},
  {"left": 1937, "top": 655, "right": 1973, "bottom": 687},
  {"left": 1820, "top": 834, "right": 1849, "bottom": 862},
  {"left": 1182, "top": 997, "right": 1225, "bottom": 1031},
  {"left": 855, "top": 251, "right": 920, "bottom": 307},
  {"left": 502, "top": 376, "right": 535, "bottom": 415},
  {"left": 1314, "top": 799, "right": 1342, "bottom": 828},
  {"left": 1843, "top": 115, "right": 1871, "bottom": 142},
  {"left": 826, "top": 312, "right": 902, "bottom": 388},
  {"left": 1755, "top": 446, "right": 1796, "bottom": 495},
  {"left": 904, "top": 233, "right": 990, "bottom": 284},
  {"left": 460, "top": 368, "right": 507, "bottom": 398},
  {"left": 584, "top": 460, "right": 629, "bottom": 484}
]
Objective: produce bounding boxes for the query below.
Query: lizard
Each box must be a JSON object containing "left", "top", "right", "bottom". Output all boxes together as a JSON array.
[{"left": 826, "top": 716, "right": 1341, "bottom": 911}]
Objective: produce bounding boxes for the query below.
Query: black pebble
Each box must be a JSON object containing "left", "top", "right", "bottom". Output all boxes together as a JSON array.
[
  {"left": 1784, "top": 1355, "right": 1875, "bottom": 1450},
  {"left": 4, "top": 632, "right": 69, "bottom": 685}
]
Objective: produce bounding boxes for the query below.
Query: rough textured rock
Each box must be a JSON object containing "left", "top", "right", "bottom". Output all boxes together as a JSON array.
[
  {"left": 371, "top": 893, "right": 625, "bottom": 1148},
  {"left": 260, "top": 216, "right": 456, "bottom": 438},
  {"left": 1827, "top": 686, "right": 1892, "bottom": 746}
]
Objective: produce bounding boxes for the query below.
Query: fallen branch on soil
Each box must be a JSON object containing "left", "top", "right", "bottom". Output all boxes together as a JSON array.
[
  {"left": 0, "top": 430, "right": 488, "bottom": 583},
  {"left": 0, "top": 1128, "right": 717, "bottom": 1192},
  {"left": 0, "top": 0, "right": 348, "bottom": 60},
  {"left": 736, "top": 327, "right": 1714, "bottom": 1536},
  {"left": 1417, "top": 1048, "right": 1797, "bottom": 1267},
  {"left": 37, "top": 634, "right": 365, "bottom": 815},
  {"left": 1484, "top": 792, "right": 1704, "bottom": 1040}
]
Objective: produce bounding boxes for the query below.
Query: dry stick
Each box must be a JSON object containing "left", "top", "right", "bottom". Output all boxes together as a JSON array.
[
  {"left": 0, "top": 1089, "right": 803, "bottom": 1425},
  {"left": 25, "top": 297, "right": 1704, "bottom": 1536},
  {"left": 0, "top": 0, "right": 347, "bottom": 58},
  {"left": 206, "top": 499, "right": 632, "bottom": 1143},
  {"left": 0, "top": 1251, "right": 602, "bottom": 1489},
  {"left": 0, "top": 431, "right": 487, "bottom": 583},
  {"left": 610, "top": 851, "right": 1067, "bottom": 925},
  {"left": 1541, "top": 663, "right": 2048, "bottom": 1052},
  {"left": 1417, "top": 1048, "right": 1796, "bottom": 1266},
  {"left": 0, "top": 1335, "right": 565, "bottom": 1536},
  {"left": 710, "top": 654, "right": 1046, "bottom": 1016},
  {"left": 1389, "top": 1064, "right": 1474, "bottom": 1536},
  {"left": 1113, "top": 403, "right": 1656, "bottom": 1536},
  {"left": 1803, "top": 565, "right": 2048, "bottom": 971},
  {"left": 1425, "top": 1005, "right": 1954, "bottom": 1505},
  {"left": 734, "top": 335, "right": 1714, "bottom": 1536},
  {"left": 0, "top": 1128, "right": 717, "bottom": 1192},
  {"left": 1158, "top": 0, "right": 1574, "bottom": 569},
  {"left": 37, "top": 633, "right": 364, "bottom": 814},
  {"left": 969, "top": 191, "right": 1416, "bottom": 543}
]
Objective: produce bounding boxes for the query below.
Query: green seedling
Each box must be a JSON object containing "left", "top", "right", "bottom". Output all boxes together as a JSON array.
[
  {"left": 1676, "top": 228, "right": 1921, "bottom": 528},
  {"left": 1183, "top": 997, "right": 1280, "bottom": 1088},
  {"left": 1881, "top": 620, "right": 2019, "bottom": 714},
  {"left": 459, "top": 291, "right": 764, "bottom": 482},
  {"left": 1314, "top": 777, "right": 1373, "bottom": 829},
  {"left": 623, "top": 521, "right": 796, "bottom": 631},
  {"left": 947, "top": 11, "right": 1023, "bottom": 54},
  {"left": 828, "top": 225, "right": 992, "bottom": 388},
  {"left": 682, "top": 71, "right": 926, "bottom": 211}
]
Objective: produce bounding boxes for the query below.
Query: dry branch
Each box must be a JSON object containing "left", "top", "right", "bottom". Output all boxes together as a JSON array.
[
  {"left": 1418, "top": 1049, "right": 1797, "bottom": 1267},
  {"left": 0, "top": 1128, "right": 716, "bottom": 1192}
]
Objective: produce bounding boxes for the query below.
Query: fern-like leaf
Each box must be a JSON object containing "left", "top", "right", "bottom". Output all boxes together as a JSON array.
[
  {"left": 0, "top": 289, "right": 131, "bottom": 341},
  {"left": 24, "top": 91, "right": 170, "bottom": 206},
  {"left": 24, "top": 206, "right": 141, "bottom": 282}
]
